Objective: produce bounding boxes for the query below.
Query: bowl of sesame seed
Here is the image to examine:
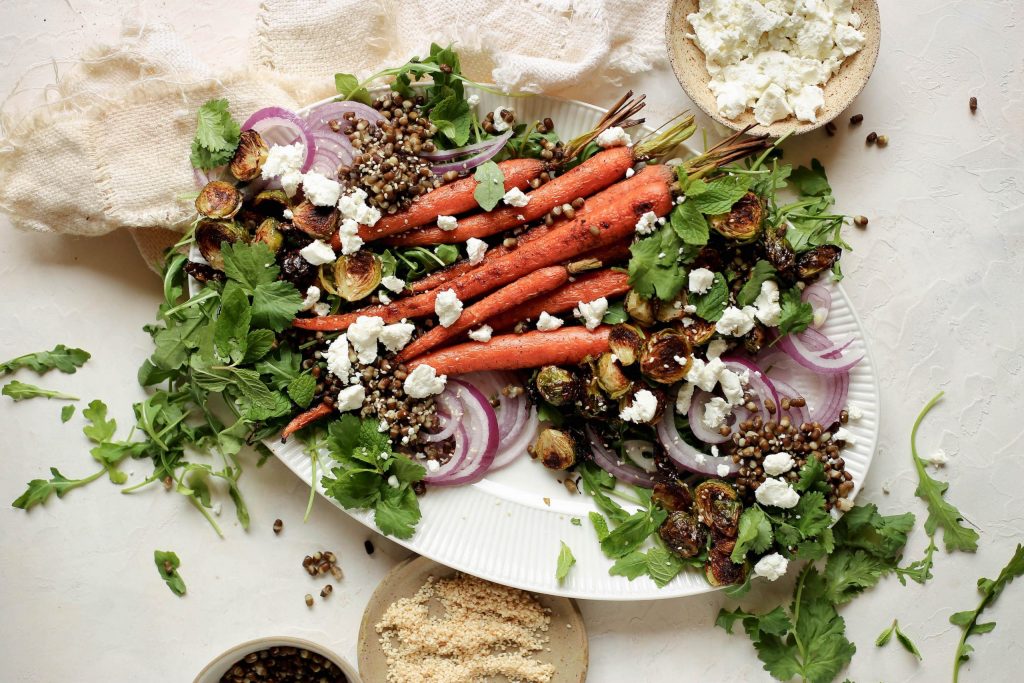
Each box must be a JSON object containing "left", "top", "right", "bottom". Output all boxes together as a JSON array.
[{"left": 194, "top": 636, "right": 361, "bottom": 683}]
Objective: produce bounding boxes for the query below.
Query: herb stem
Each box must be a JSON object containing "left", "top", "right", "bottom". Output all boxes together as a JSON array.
[
  {"left": 121, "top": 473, "right": 162, "bottom": 494},
  {"left": 188, "top": 494, "right": 224, "bottom": 538},
  {"left": 304, "top": 450, "right": 318, "bottom": 523},
  {"left": 162, "top": 288, "right": 218, "bottom": 318}
]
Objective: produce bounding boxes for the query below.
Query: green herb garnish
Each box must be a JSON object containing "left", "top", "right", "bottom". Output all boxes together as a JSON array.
[
  {"left": 473, "top": 160, "right": 506, "bottom": 211},
  {"left": 556, "top": 541, "right": 576, "bottom": 582},
  {"left": 154, "top": 550, "right": 187, "bottom": 596},
  {"left": 2, "top": 380, "right": 77, "bottom": 402},
  {"left": 0, "top": 344, "right": 90, "bottom": 375},
  {"left": 876, "top": 619, "right": 922, "bottom": 660},
  {"left": 190, "top": 99, "right": 241, "bottom": 170}
]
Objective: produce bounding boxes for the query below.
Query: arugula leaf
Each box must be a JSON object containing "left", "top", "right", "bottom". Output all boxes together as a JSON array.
[
  {"left": 910, "top": 393, "right": 979, "bottom": 552},
  {"left": 732, "top": 506, "right": 774, "bottom": 562},
  {"left": 692, "top": 272, "right": 729, "bottom": 322},
  {"left": 688, "top": 175, "right": 751, "bottom": 214},
  {"left": 287, "top": 373, "right": 317, "bottom": 408},
  {"left": 578, "top": 463, "right": 628, "bottom": 524},
  {"left": 190, "top": 99, "right": 241, "bottom": 170},
  {"left": 776, "top": 286, "right": 814, "bottom": 338},
  {"left": 0, "top": 344, "right": 90, "bottom": 375},
  {"left": 430, "top": 94, "right": 472, "bottom": 147},
  {"left": 473, "top": 161, "right": 506, "bottom": 211},
  {"left": 876, "top": 619, "right": 922, "bottom": 660},
  {"left": 737, "top": 261, "right": 778, "bottom": 307},
  {"left": 2, "top": 380, "right": 77, "bottom": 401},
  {"left": 670, "top": 201, "right": 709, "bottom": 246},
  {"left": 790, "top": 159, "right": 831, "bottom": 197},
  {"left": 556, "top": 541, "right": 576, "bottom": 582},
  {"left": 154, "top": 550, "right": 187, "bottom": 596},
  {"left": 896, "top": 536, "right": 937, "bottom": 585},
  {"left": 951, "top": 544, "right": 1024, "bottom": 681},
  {"left": 61, "top": 404, "right": 75, "bottom": 423},
  {"left": 12, "top": 466, "right": 106, "bottom": 509},
  {"left": 334, "top": 72, "right": 372, "bottom": 106}
]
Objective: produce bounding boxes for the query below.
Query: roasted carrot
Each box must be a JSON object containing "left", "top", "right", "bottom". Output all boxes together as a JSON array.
[
  {"left": 384, "top": 147, "right": 635, "bottom": 247},
  {"left": 486, "top": 270, "right": 630, "bottom": 332},
  {"left": 408, "top": 327, "right": 612, "bottom": 375},
  {"left": 293, "top": 165, "right": 673, "bottom": 332},
  {"left": 357, "top": 158, "right": 545, "bottom": 241},
  {"left": 396, "top": 266, "right": 569, "bottom": 362},
  {"left": 281, "top": 402, "right": 334, "bottom": 441}
]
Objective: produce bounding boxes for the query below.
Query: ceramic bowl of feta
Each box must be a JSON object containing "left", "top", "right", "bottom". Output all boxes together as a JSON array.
[{"left": 666, "top": 0, "right": 881, "bottom": 136}]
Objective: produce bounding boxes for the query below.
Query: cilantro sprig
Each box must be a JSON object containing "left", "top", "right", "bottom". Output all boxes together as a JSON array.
[{"left": 190, "top": 99, "right": 241, "bottom": 170}]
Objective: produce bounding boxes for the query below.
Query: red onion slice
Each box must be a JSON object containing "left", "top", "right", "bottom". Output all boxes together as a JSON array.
[
  {"left": 722, "top": 357, "right": 780, "bottom": 422},
  {"left": 460, "top": 371, "right": 534, "bottom": 470},
  {"left": 657, "top": 390, "right": 739, "bottom": 478},
  {"left": 802, "top": 282, "right": 832, "bottom": 327},
  {"left": 778, "top": 331, "right": 863, "bottom": 375},
  {"left": 241, "top": 107, "right": 316, "bottom": 172},
  {"left": 586, "top": 426, "right": 656, "bottom": 488},
  {"left": 492, "top": 406, "right": 539, "bottom": 470},
  {"left": 430, "top": 132, "right": 513, "bottom": 176},
  {"left": 687, "top": 389, "right": 732, "bottom": 444},
  {"left": 304, "top": 101, "right": 385, "bottom": 130},
  {"left": 421, "top": 129, "right": 513, "bottom": 161},
  {"left": 424, "top": 380, "right": 498, "bottom": 486}
]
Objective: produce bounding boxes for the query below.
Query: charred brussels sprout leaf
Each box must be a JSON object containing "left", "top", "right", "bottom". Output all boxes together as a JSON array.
[
  {"left": 796, "top": 245, "right": 842, "bottom": 279},
  {"left": 196, "top": 220, "right": 248, "bottom": 271},
  {"left": 705, "top": 543, "right": 748, "bottom": 586},
  {"left": 624, "top": 290, "right": 656, "bottom": 326},
  {"left": 532, "top": 428, "right": 578, "bottom": 471},
  {"left": 253, "top": 218, "right": 284, "bottom": 253},
  {"left": 291, "top": 200, "right": 341, "bottom": 239},
  {"left": 595, "top": 353, "right": 632, "bottom": 399},
  {"left": 694, "top": 480, "right": 742, "bottom": 538},
  {"left": 608, "top": 324, "right": 644, "bottom": 366},
  {"left": 679, "top": 318, "right": 716, "bottom": 347},
  {"left": 659, "top": 511, "right": 707, "bottom": 559},
  {"left": 195, "top": 181, "right": 243, "bottom": 220},
  {"left": 535, "top": 366, "right": 580, "bottom": 407},
  {"left": 639, "top": 329, "right": 691, "bottom": 384},
  {"left": 333, "top": 251, "right": 382, "bottom": 302},
  {"left": 229, "top": 130, "right": 269, "bottom": 181},
  {"left": 709, "top": 191, "right": 763, "bottom": 241},
  {"left": 652, "top": 479, "right": 694, "bottom": 513}
]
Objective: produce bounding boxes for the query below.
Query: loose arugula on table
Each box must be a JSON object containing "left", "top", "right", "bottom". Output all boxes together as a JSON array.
[
  {"left": 0, "top": 344, "right": 90, "bottom": 374},
  {"left": 154, "top": 550, "right": 187, "bottom": 597},
  {"left": 189, "top": 99, "right": 241, "bottom": 171},
  {"left": 876, "top": 619, "right": 922, "bottom": 660},
  {"left": 2, "top": 380, "right": 78, "bottom": 402}
]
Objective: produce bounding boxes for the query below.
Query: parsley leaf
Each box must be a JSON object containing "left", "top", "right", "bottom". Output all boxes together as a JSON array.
[
  {"left": 737, "top": 260, "right": 778, "bottom": 306},
  {"left": 0, "top": 344, "right": 90, "bottom": 375},
  {"left": 776, "top": 286, "right": 814, "bottom": 338},
  {"left": 251, "top": 281, "right": 303, "bottom": 332},
  {"left": 154, "top": 550, "right": 187, "bottom": 596},
  {"left": 556, "top": 541, "right": 576, "bottom": 582},
  {"left": 473, "top": 161, "right": 506, "bottom": 211},
  {"left": 334, "top": 72, "right": 373, "bottom": 106},
  {"left": 670, "top": 201, "right": 709, "bottom": 246},
  {"left": 190, "top": 99, "right": 241, "bottom": 170},
  {"left": 688, "top": 175, "right": 751, "bottom": 215},
  {"left": 221, "top": 242, "right": 279, "bottom": 292},
  {"left": 876, "top": 619, "right": 922, "bottom": 660},
  {"left": 374, "top": 485, "right": 422, "bottom": 539},
  {"left": 2, "top": 380, "right": 78, "bottom": 402},
  {"left": 692, "top": 272, "right": 729, "bottom": 322}
]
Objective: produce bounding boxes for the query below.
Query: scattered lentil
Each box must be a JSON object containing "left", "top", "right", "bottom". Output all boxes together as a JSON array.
[
  {"left": 866, "top": 131, "right": 878, "bottom": 145},
  {"left": 849, "top": 113, "right": 864, "bottom": 125},
  {"left": 364, "top": 539, "right": 375, "bottom": 555},
  {"left": 969, "top": 96, "right": 978, "bottom": 112},
  {"left": 853, "top": 215, "right": 869, "bottom": 228},
  {"left": 273, "top": 518, "right": 283, "bottom": 535},
  {"left": 876, "top": 134, "right": 889, "bottom": 147}
]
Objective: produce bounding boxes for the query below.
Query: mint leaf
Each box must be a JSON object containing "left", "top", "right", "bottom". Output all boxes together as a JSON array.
[
  {"left": 645, "top": 546, "right": 685, "bottom": 587},
  {"left": 0, "top": 344, "right": 90, "bottom": 375},
  {"left": 670, "top": 201, "right": 709, "bottom": 246},
  {"left": 334, "top": 72, "right": 372, "bottom": 106},
  {"left": 2, "top": 380, "right": 77, "bottom": 402},
  {"left": 190, "top": 99, "right": 241, "bottom": 170},
  {"left": 609, "top": 551, "right": 648, "bottom": 579},
  {"left": 737, "top": 261, "right": 777, "bottom": 306},
  {"left": 473, "top": 161, "right": 506, "bottom": 211},
  {"left": 692, "top": 272, "right": 728, "bottom": 322},
  {"left": 287, "top": 373, "right": 316, "bottom": 408},
  {"left": 214, "top": 285, "right": 252, "bottom": 362},
  {"left": 430, "top": 94, "right": 472, "bottom": 146},
  {"left": 556, "top": 541, "right": 576, "bottom": 582},
  {"left": 689, "top": 175, "right": 750, "bottom": 214},
  {"left": 589, "top": 511, "right": 610, "bottom": 541},
  {"left": 154, "top": 550, "right": 187, "bottom": 596}
]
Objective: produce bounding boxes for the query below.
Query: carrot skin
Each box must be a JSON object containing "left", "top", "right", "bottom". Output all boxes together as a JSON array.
[
  {"left": 281, "top": 402, "right": 333, "bottom": 441},
  {"left": 396, "top": 266, "right": 569, "bottom": 362},
  {"left": 408, "top": 327, "right": 612, "bottom": 375},
  {"left": 357, "top": 158, "right": 545, "bottom": 241},
  {"left": 385, "top": 147, "right": 635, "bottom": 247},
  {"left": 486, "top": 269, "right": 630, "bottom": 331}
]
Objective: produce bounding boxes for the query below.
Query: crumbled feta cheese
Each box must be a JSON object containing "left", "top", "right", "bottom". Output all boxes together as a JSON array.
[
  {"left": 574, "top": 297, "right": 609, "bottom": 330},
  {"left": 387, "top": 475, "right": 400, "bottom": 488},
  {"left": 847, "top": 404, "right": 863, "bottom": 421},
  {"left": 753, "top": 553, "right": 789, "bottom": 581},
  {"left": 491, "top": 107, "right": 513, "bottom": 132},
  {"left": 381, "top": 275, "right": 405, "bottom": 293},
  {"left": 426, "top": 459, "right": 441, "bottom": 473},
  {"left": 836, "top": 497, "right": 854, "bottom": 512},
  {"left": 754, "top": 279, "right": 782, "bottom": 326},
  {"left": 378, "top": 292, "right": 391, "bottom": 305},
  {"left": 283, "top": 208, "right": 294, "bottom": 220},
  {"left": 706, "top": 339, "right": 728, "bottom": 360},
  {"left": 790, "top": 84, "right": 826, "bottom": 123},
  {"left": 754, "top": 83, "right": 794, "bottom": 127},
  {"left": 466, "top": 237, "right": 488, "bottom": 265},
  {"left": 620, "top": 389, "right": 658, "bottom": 423},
  {"left": 336, "top": 384, "right": 365, "bottom": 412},
  {"left": 675, "top": 382, "right": 696, "bottom": 413},
  {"left": 325, "top": 335, "right": 351, "bottom": 380},
  {"left": 702, "top": 396, "right": 732, "bottom": 430},
  {"left": 718, "top": 368, "right": 746, "bottom": 406},
  {"left": 688, "top": 267, "right": 716, "bottom": 294},
  {"left": 467, "top": 94, "right": 480, "bottom": 106},
  {"left": 437, "top": 215, "right": 458, "bottom": 231},
  {"left": 301, "top": 172, "right": 342, "bottom": 207},
  {"left": 536, "top": 311, "right": 564, "bottom": 331},
  {"left": 833, "top": 426, "right": 857, "bottom": 445},
  {"left": 299, "top": 285, "right": 321, "bottom": 312},
  {"left": 711, "top": 445, "right": 720, "bottom": 457},
  {"left": 927, "top": 448, "right": 949, "bottom": 469},
  {"left": 261, "top": 143, "right": 306, "bottom": 180},
  {"left": 763, "top": 451, "right": 796, "bottom": 476},
  {"left": 280, "top": 171, "right": 302, "bottom": 197},
  {"left": 681, "top": 317, "right": 695, "bottom": 327},
  {"left": 468, "top": 325, "right": 493, "bottom": 343},
  {"left": 596, "top": 126, "right": 632, "bottom": 148},
  {"left": 299, "top": 240, "right": 336, "bottom": 266},
  {"left": 337, "top": 218, "right": 363, "bottom": 255},
  {"left": 683, "top": 304, "right": 698, "bottom": 314},
  {"left": 404, "top": 364, "right": 447, "bottom": 398},
  {"left": 686, "top": 357, "right": 726, "bottom": 392},
  {"left": 434, "top": 289, "right": 463, "bottom": 328},
  {"left": 625, "top": 167, "right": 635, "bottom": 178},
  {"left": 634, "top": 211, "right": 659, "bottom": 235},
  {"left": 755, "top": 477, "right": 800, "bottom": 509},
  {"left": 337, "top": 187, "right": 381, "bottom": 226},
  {"left": 716, "top": 463, "right": 731, "bottom": 477},
  {"left": 312, "top": 302, "right": 331, "bottom": 317},
  {"left": 348, "top": 315, "right": 385, "bottom": 364},
  {"left": 502, "top": 187, "right": 530, "bottom": 207},
  {"left": 379, "top": 322, "right": 415, "bottom": 353},
  {"left": 716, "top": 305, "right": 757, "bottom": 336}
]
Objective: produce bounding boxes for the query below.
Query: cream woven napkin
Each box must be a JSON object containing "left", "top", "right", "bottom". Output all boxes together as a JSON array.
[{"left": 0, "top": 1, "right": 668, "bottom": 269}]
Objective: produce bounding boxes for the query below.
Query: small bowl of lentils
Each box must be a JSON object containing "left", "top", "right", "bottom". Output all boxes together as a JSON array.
[{"left": 194, "top": 636, "right": 360, "bottom": 683}]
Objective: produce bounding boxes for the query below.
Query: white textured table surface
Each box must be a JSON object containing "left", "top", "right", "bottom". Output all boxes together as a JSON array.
[{"left": 1, "top": 1, "right": 1022, "bottom": 681}]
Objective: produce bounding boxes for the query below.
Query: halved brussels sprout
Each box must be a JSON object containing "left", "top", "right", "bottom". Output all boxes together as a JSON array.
[
  {"left": 291, "top": 200, "right": 340, "bottom": 238},
  {"left": 705, "top": 544, "right": 748, "bottom": 586},
  {"left": 253, "top": 189, "right": 291, "bottom": 211},
  {"left": 743, "top": 323, "right": 767, "bottom": 355},
  {"left": 625, "top": 290, "right": 656, "bottom": 326},
  {"left": 659, "top": 511, "right": 707, "bottom": 559},
  {"left": 694, "top": 480, "right": 742, "bottom": 538},
  {"left": 531, "top": 428, "right": 578, "bottom": 470},
  {"left": 617, "top": 386, "right": 666, "bottom": 425},
  {"left": 608, "top": 324, "right": 644, "bottom": 366},
  {"left": 229, "top": 130, "right": 269, "bottom": 181},
  {"left": 709, "top": 191, "right": 763, "bottom": 241},
  {"left": 640, "top": 330, "right": 691, "bottom": 384},
  {"left": 679, "top": 318, "right": 716, "bottom": 347},
  {"left": 333, "top": 251, "right": 381, "bottom": 301},
  {"left": 196, "top": 219, "right": 247, "bottom": 270},
  {"left": 652, "top": 479, "right": 694, "bottom": 513},
  {"left": 595, "top": 353, "right": 632, "bottom": 399},
  {"left": 578, "top": 373, "right": 611, "bottom": 419},
  {"left": 535, "top": 366, "right": 580, "bottom": 407},
  {"left": 253, "top": 218, "right": 283, "bottom": 253},
  {"left": 656, "top": 293, "right": 688, "bottom": 323},
  {"left": 195, "top": 181, "right": 243, "bottom": 219},
  {"left": 764, "top": 225, "right": 796, "bottom": 274},
  {"left": 796, "top": 245, "right": 841, "bottom": 279}
]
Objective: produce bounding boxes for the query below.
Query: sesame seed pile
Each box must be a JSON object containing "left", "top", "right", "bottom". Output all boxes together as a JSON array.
[{"left": 376, "top": 574, "right": 555, "bottom": 683}]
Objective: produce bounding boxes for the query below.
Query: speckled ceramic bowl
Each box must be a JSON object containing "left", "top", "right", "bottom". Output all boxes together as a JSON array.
[
  {"left": 194, "top": 636, "right": 361, "bottom": 683},
  {"left": 665, "top": 0, "right": 881, "bottom": 137}
]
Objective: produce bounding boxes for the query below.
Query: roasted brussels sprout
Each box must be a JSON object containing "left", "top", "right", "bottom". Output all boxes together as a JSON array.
[
  {"left": 625, "top": 290, "right": 656, "bottom": 326},
  {"left": 535, "top": 366, "right": 580, "bottom": 407},
  {"left": 764, "top": 225, "right": 796, "bottom": 274},
  {"left": 253, "top": 218, "right": 284, "bottom": 253},
  {"left": 652, "top": 479, "right": 694, "bottom": 512},
  {"left": 196, "top": 219, "right": 247, "bottom": 270},
  {"left": 743, "top": 323, "right": 768, "bottom": 355},
  {"left": 694, "top": 481, "right": 742, "bottom": 538},
  {"left": 531, "top": 428, "right": 578, "bottom": 470},
  {"left": 608, "top": 324, "right": 644, "bottom": 366},
  {"left": 639, "top": 330, "right": 691, "bottom": 384},
  {"left": 659, "top": 511, "right": 707, "bottom": 559},
  {"left": 595, "top": 353, "right": 632, "bottom": 399},
  {"left": 656, "top": 293, "right": 688, "bottom": 323},
  {"left": 333, "top": 251, "right": 381, "bottom": 301},
  {"left": 796, "top": 245, "right": 842, "bottom": 279},
  {"left": 253, "top": 188, "right": 291, "bottom": 211},
  {"left": 705, "top": 544, "right": 748, "bottom": 586},
  {"left": 679, "top": 318, "right": 716, "bottom": 347},
  {"left": 229, "top": 130, "right": 269, "bottom": 181},
  {"left": 709, "top": 191, "right": 763, "bottom": 241},
  {"left": 578, "top": 374, "right": 611, "bottom": 419},
  {"left": 195, "top": 181, "right": 243, "bottom": 219},
  {"left": 291, "top": 200, "right": 341, "bottom": 239}
]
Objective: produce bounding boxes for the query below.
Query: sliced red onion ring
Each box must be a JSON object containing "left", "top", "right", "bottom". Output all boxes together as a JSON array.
[
  {"left": 623, "top": 440, "right": 658, "bottom": 473},
  {"left": 193, "top": 167, "right": 211, "bottom": 190},
  {"left": 304, "top": 101, "right": 385, "bottom": 130},
  {"left": 722, "top": 357, "right": 780, "bottom": 422},
  {"left": 423, "top": 391, "right": 462, "bottom": 443},
  {"left": 586, "top": 426, "right": 656, "bottom": 488},
  {"left": 421, "top": 129, "right": 513, "bottom": 161},
  {"left": 423, "top": 380, "right": 498, "bottom": 486},
  {"left": 430, "top": 131, "right": 513, "bottom": 176},
  {"left": 657, "top": 391, "right": 739, "bottom": 477},
  {"left": 460, "top": 371, "right": 534, "bottom": 470},
  {"left": 687, "top": 389, "right": 732, "bottom": 444},
  {"left": 242, "top": 107, "right": 316, "bottom": 172},
  {"left": 303, "top": 101, "right": 381, "bottom": 177},
  {"left": 802, "top": 282, "right": 832, "bottom": 327},
  {"left": 778, "top": 331, "right": 863, "bottom": 375},
  {"left": 492, "top": 406, "right": 538, "bottom": 470}
]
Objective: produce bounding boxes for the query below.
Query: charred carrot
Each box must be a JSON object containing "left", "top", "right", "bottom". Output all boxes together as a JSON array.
[
  {"left": 293, "top": 165, "right": 674, "bottom": 332},
  {"left": 396, "top": 266, "right": 569, "bottom": 362},
  {"left": 357, "top": 158, "right": 545, "bottom": 241},
  {"left": 486, "top": 270, "right": 630, "bottom": 331},
  {"left": 281, "top": 402, "right": 334, "bottom": 441},
  {"left": 384, "top": 147, "right": 636, "bottom": 247},
  {"left": 408, "top": 327, "right": 612, "bottom": 375}
]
